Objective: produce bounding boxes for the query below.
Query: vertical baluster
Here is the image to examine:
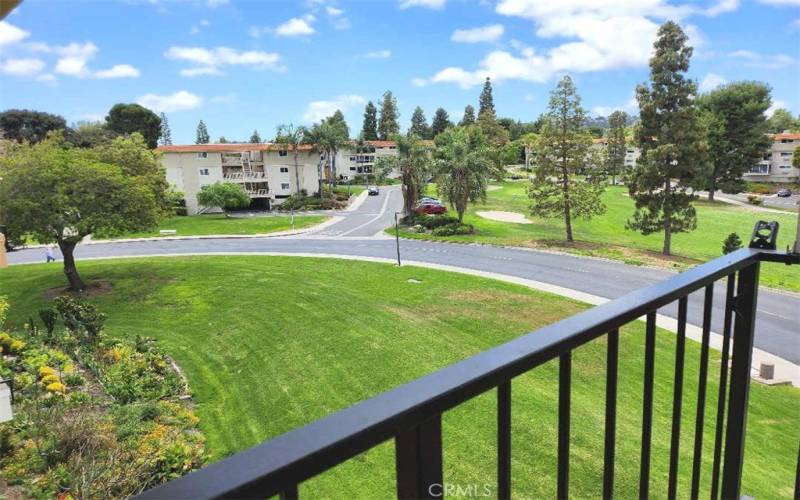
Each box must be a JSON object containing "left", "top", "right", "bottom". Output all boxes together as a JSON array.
[
  {"left": 497, "top": 382, "right": 511, "bottom": 500},
  {"left": 710, "top": 274, "right": 736, "bottom": 499},
  {"left": 794, "top": 443, "right": 800, "bottom": 500},
  {"left": 395, "top": 415, "right": 443, "bottom": 500},
  {"left": 721, "top": 262, "right": 760, "bottom": 498},
  {"left": 280, "top": 484, "right": 299, "bottom": 500},
  {"left": 639, "top": 312, "right": 656, "bottom": 499},
  {"left": 558, "top": 352, "right": 571, "bottom": 499},
  {"left": 602, "top": 329, "right": 619, "bottom": 500},
  {"left": 667, "top": 296, "right": 688, "bottom": 498},
  {"left": 690, "top": 284, "right": 715, "bottom": 498}
]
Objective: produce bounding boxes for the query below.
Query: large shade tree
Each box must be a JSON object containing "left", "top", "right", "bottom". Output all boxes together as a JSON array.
[
  {"left": 627, "top": 21, "right": 709, "bottom": 255},
  {"left": 196, "top": 183, "right": 251, "bottom": 215},
  {"left": 430, "top": 108, "right": 453, "bottom": 138},
  {"left": 528, "top": 76, "right": 605, "bottom": 242},
  {"left": 433, "top": 126, "right": 491, "bottom": 222},
  {"left": 0, "top": 134, "right": 167, "bottom": 290},
  {"left": 105, "top": 103, "right": 161, "bottom": 148},
  {"left": 698, "top": 81, "right": 771, "bottom": 200},
  {"left": 409, "top": 106, "right": 430, "bottom": 138},
  {"left": 0, "top": 109, "right": 67, "bottom": 144}
]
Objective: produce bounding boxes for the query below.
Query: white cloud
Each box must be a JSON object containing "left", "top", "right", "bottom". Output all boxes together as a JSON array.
[
  {"left": 0, "top": 58, "right": 44, "bottom": 76},
  {"left": 323, "top": 4, "right": 350, "bottom": 29},
  {"left": 419, "top": 0, "right": 715, "bottom": 88},
  {"left": 524, "top": 94, "right": 534, "bottom": 102},
  {"left": 275, "top": 15, "right": 315, "bottom": 37},
  {"left": 0, "top": 21, "right": 29, "bottom": 46},
  {"left": 767, "top": 100, "right": 788, "bottom": 116},
  {"left": 326, "top": 6, "right": 343, "bottom": 16},
  {"left": 303, "top": 94, "right": 365, "bottom": 123},
  {"left": 399, "top": 0, "right": 446, "bottom": 9},
  {"left": 207, "top": 0, "right": 229, "bottom": 6},
  {"left": 729, "top": 49, "right": 794, "bottom": 68},
  {"left": 411, "top": 77, "right": 428, "bottom": 87},
  {"left": 364, "top": 49, "right": 391, "bottom": 59},
  {"left": 698, "top": 73, "right": 727, "bottom": 92},
  {"left": 451, "top": 24, "right": 504, "bottom": 43},
  {"left": 190, "top": 19, "right": 211, "bottom": 35},
  {"left": 25, "top": 41, "right": 51, "bottom": 52},
  {"left": 94, "top": 64, "right": 141, "bottom": 79},
  {"left": 165, "top": 46, "right": 283, "bottom": 76},
  {"left": 592, "top": 94, "right": 638, "bottom": 117},
  {"left": 36, "top": 73, "right": 56, "bottom": 84},
  {"left": 704, "top": 0, "right": 739, "bottom": 16},
  {"left": 136, "top": 90, "right": 203, "bottom": 113}
]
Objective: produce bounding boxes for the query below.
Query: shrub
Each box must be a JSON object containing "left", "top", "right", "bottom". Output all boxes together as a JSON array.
[
  {"left": 40, "top": 374, "right": 60, "bottom": 385},
  {"left": 45, "top": 382, "right": 67, "bottom": 394},
  {"left": 64, "top": 373, "right": 85, "bottom": 388},
  {"left": 174, "top": 207, "right": 188, "bottom": 216},
  {"left": 54, "top": 297, "right": 105, "bottom": 345},
  {"left": 746, "top": 195, "right": 762, "bottom": 206},
  {"left": 722, "top": 233, "right": 743, "bottom": 255},
  {"left": 39, "top": 309, "right": 58, "bottom": 339},
  {"left": 431, "top": 223, "right": 474, "bottom": 236}
]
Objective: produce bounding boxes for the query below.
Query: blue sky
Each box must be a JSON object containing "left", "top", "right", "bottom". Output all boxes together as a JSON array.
[{"left": 1, "top": 0, "right": 798, "bottom": 144}]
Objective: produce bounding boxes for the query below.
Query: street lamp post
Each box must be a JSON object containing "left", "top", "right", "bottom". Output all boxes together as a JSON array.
[{"left": 394, "top": 211, "right": 402, "bottom": 266}]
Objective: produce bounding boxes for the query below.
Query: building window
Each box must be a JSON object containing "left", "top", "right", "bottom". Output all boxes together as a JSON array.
[
  {"left": 389, "top": 146, "right": 396, "bottom": 149},
  {"left": 199, "top": 168, "right": 210, "bottom": 175},
  {"left": 748, "top": 164, "right": 770, "bottom": 174},
  {"left": 197, "top": 152, "right": 208, "bottom": 159},
  {"left": 279, "top": 150, "right": 288, "bottom": 157},
  {"left": 780, "top": 152, "right": 793, "bottom": 157},
  {"left": 280, "top": 167, "right": 289, "bottom": 173},
  {"left": 350, "top": 156, "right": 356, "bottom": 161},
  {"left": 781, "top": 139, "right": 794, "bottom": 143},
  {"left": 350, "top": 166, "right": 356, "bottom": 171},
  {"left": 763, "top": 154, "right": 771, "bottom": 161},
  {"left": 281, "top": 183, "right": 290, "bottom": 190},
  {"left": 363, "top": 166, "right": 373, "bottom": 173}
]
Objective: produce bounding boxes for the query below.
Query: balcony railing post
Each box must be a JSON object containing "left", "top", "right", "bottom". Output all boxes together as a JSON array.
[
  {"left": 395, "top": 415, "right": 443, "bottom": 500},
  {"left": 721, "top": 262, "right": 760, "bottom": 499}
]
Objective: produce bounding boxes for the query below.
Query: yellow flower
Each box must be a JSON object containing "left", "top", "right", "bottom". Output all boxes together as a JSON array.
[
  {"left": 45, "top": 382, "right": 67, "bottom": 394},
  {"left": 38, "top": 366, "right": 57, "bottom": 379},
  {"left": 40, "top": 374, "right": 60, "bottom": 385}
]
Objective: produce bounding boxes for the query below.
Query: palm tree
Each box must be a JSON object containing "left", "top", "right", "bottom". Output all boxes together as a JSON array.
[
  {"left": 304, "top": 121, "right": 348, "bottom": 197},
  {"left": 276, "top": 124, "right": 306, "bottom": 195},
  {"left": 382, "top": 134, "right": 431, "bottom": 214},
  {"left": 433, "top": 127, "right": 491, "bottom": 222}
]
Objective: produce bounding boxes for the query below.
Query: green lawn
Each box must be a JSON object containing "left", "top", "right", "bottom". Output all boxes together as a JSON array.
[
  {"left": 95, "top": 214, "right": 326, "bottom": 239},
  {"left": 399, "top": 183, "right": 799, "bottom": 292},
  {"left": 0, "top": 257, "right": 796, "bottom": 498},
  {"left": 334, "top": 185, "right": 366, "bottom": 196}
]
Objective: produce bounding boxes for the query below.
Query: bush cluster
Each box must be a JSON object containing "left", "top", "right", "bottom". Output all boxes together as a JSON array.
[
  {"left": 0, "top": 296, "right": 205, "bottom": 498},
  {"left": 277, "top": 192, "right": 347, "bottom": 211},
  {"left": 431, "top": 223, "right": 475, "bottom": 236},
  {"left": 400, "top": 214, "right": 474, "bottom": 237}
]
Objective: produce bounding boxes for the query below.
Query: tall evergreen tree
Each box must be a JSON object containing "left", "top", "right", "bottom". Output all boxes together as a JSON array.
[
  {"left": 378, "top": 90, "right": 400, "bottom": 140},
  {"left": 250, "top": 129, "right": 262, "bottom": 143},
  {"left": 627, "top": 21, "right": 709, "bottom": 256},
  {"left": 529, "top": 76, "right": 605, "bottom": 242},
  {"left": 430, "top": 108, "right": 453, "bottom": 137},
  {"left": 698, "top": 82, "right": 771, "bottom": 200},
  {"left": 605, "top": 111, "right": 628, "bottom": 185},
  {"left": 196, "top": 120, "right": 210, "bottom": 144},
  {"left": 478, "top": 77, "right": 495, "bottom": 120},
  {"left": 328, "top": 110, "right": 350, "bottom": 139},
  {"left": 361, "top": 101, "right": 378, "bottom": 140},
  {"left": 106, "top": 103, "right": 161, "bottom": 149},
  {"left": 766, "top": 108, "right": 798, "bottom": 133},
  {"left": 409, "top": 106, "right": 430, "bottom": 138},
  {"left": 217, "top": 136, "right": 228, "bottom": 144},
  {"left": 460, "top": 105, "right": 476, "bottom": 126},
  {"left": 159, "top": 112, "right": 172, "bottom": 146}
]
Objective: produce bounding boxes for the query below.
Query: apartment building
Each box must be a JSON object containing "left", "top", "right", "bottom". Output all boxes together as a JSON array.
[
  {"left": 743, "top": 132, "right": 799, "bottom": 183},
  {"left": 157, "top": 143, "right": 322, "bottom": 214},
  {"left": 591, "top": 138, "right": 642, "bottom": 170}
]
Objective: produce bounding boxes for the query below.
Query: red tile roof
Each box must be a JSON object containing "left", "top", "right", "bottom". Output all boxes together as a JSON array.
[
  {"left": 771, "top": 133, "right": 800, "bottom": 141},
  {"left": 156, "top": 143, "right": 315, "bottom": 153}
]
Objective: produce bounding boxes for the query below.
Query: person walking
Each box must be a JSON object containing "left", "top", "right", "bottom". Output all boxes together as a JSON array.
[{"left": 46, "top": 245, "right": 56, "bottom": 263}]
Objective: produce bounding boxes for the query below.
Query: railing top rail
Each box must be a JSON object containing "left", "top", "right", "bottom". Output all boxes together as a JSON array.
[{"left": 137, "top": 248, "right": 796, "bottom": 500}]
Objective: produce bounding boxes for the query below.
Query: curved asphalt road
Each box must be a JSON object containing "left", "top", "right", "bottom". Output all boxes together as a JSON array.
[{"left": 6, "top": 185, "right": 799, "bottom": 364}]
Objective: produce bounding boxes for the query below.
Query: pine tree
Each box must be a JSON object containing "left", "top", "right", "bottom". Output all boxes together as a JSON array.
[
  {"left": 409, "top": 106, "right": 429, "bottom": 138},
  {"left": 627, "top": 21, "right": 709, "bottom": 256},
  {"left": 478, "top": 77, "right": 495, "bottom": 120},
  {"left": 361, "top": 101, "right": 378, "bottom": 140},
  {"left": 196, "top": 120, "right": 210, "bottom": 144},
  {"left": 529, "top": 76, "right": 605, "bottom": 242},
  {"left": 250, "top": 130, "right": 262, "bottom": 143},
  {"left": 605, "top": 111, "right": 627, "bottom": 185},
  {"left": 460, "top": 105, "right": 476, "bottom": 126},
  {"left": 328, "top": 110, "right": 350, "bottom": 139},
  {"left": 430, "top": 108, "right": 452, "bottom": 138},
  {"left": 159, "top": 112, "right": 172, "bottom": 146},
  {"left": 378, "top": 90, "right": 400, "bottom": 140}
]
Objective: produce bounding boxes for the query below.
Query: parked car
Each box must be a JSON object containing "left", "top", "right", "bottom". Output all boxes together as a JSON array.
[
  {"left": 414, "top": 201, "right": 447, "bottom": 215},
  {"left": 776, "top": 188, "right": 792, "bottom": 198},
  {"left": 419, "top": 197, "right": 442, "bottom": 204},
  {"left": 368, "top": 186, "right": 380, "bottom": 196}
]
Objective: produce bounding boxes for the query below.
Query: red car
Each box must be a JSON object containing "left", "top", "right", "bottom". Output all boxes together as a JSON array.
[{"left": 414, "top": 201, "right": 447, "bottom": 215}]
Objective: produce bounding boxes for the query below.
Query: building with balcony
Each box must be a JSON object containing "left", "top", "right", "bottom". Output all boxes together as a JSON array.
[
  {"left": 157, "top": 144, "right": 322, "bottom": 214},
  {"left": 744, "top": 132, "right": 799, "bottom": 183}
]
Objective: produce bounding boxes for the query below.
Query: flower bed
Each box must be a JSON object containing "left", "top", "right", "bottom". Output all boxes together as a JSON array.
[{"left": 0, "top": 296, "right": 205, "bottom": 499}]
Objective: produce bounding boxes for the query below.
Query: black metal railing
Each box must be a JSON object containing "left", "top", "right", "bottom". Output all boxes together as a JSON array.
[{"left": 137, "top": 246, "right": 798, "bottom": 500}]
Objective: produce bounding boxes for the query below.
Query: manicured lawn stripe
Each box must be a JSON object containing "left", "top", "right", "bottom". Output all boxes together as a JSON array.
[{"left": 0, "top": 257, "right": 796, "bottom": 498}]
